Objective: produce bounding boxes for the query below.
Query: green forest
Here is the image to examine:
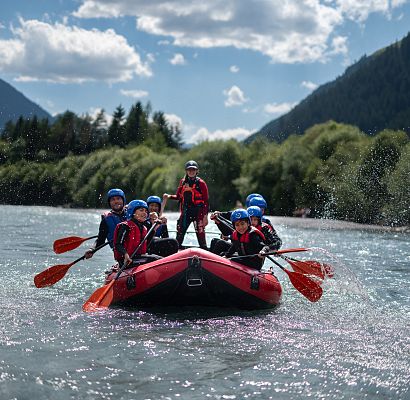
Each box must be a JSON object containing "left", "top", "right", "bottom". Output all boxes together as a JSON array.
[{"left": 0, "top": 101, "right": 409, "bottom": 227}]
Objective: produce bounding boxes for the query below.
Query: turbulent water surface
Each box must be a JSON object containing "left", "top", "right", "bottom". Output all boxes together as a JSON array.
[{"left": 1, "top": 205, "right": 409, "bottom": 399}]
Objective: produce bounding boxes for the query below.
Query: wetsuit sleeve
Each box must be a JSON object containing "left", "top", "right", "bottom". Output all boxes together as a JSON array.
[
  {"left": 90, "top": 217, "right": 109, "bottom": 250},
  {"left": 161, "top": 224, "right": 169, "bottom": 238},
  {"left": 114, "top": 224, "right": 130, "bottom": 256},
  {"left": 263, "top": 225, "right": 282, "bottom": 251},
  {"left": 269, "top": 227, "right": 282, "bottom": 250},
  {"left": 199, "top": 179, "right": 209, "bottom": 214}
]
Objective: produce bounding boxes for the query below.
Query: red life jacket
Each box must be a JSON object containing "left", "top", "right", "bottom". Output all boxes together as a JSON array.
[
  {"left": 255, "top": 222, "right": 273, "bottom": 233},
  {"left": 113, "top": 220, "right": 147, "bottom": 261},
  {"left": 178, "top": 177, "right": 205, "bottom": 207},
  {"left": 232, "top": 226, "right": 266, "bottom": 243}
]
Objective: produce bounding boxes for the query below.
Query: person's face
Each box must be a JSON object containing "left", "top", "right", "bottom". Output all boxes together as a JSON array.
[
  {"left": 109, "top": 196, "right": 124, "bottom": 212},
  {"left": 234, "top": 219, "right": 249, "bottom": 235},
  {"left": 250, "top": 216, "right": 259, "bottom": 227},
  {"left": 133, "top": 207, "right": 148, "bottom": 222},
  {"left": 148, "top": 203, "right": 160, "bottom": 213},
  {"left": 186, "top": 167, "right": 198, "bottom": 178}
]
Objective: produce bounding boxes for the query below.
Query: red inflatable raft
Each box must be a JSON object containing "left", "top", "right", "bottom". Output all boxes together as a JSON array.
[{"left": 104, "top": 248, "right": 282, "bottom": 310}]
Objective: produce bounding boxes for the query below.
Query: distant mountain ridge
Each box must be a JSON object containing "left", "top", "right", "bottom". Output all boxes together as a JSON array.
[
  {"left": 248, "top": 32, "right": 410, "bottom": 143},
  {"left": 0, "top": 78, "right": 52, "bottom": 130}
]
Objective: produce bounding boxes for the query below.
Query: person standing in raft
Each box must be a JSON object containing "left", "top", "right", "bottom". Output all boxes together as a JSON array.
[
  {"left": 113, "top": 200, "right": 161, "bottom": 266},
  {"left": 145, "top": 195, "right": 179, "bottom": 257},
  {"left": 223, "top": 209, "right": 269, "bottom": 271},
  {"left": 163, "top": 160, "right": 209, "bottom": 249},
  {"left": 247, "top": 206, "right": 282, "bottom": 251},
  {"left": 84, "top": 188, "right": 127, "bottom": 259}
]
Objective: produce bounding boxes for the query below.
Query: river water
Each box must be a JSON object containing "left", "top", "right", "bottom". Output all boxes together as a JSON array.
[{"left": 1, "top": 205, "right": 409, "bottom": 399}]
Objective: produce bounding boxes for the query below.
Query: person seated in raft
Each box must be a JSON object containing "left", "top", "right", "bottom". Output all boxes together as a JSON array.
[
  {"left": 248, "top": 196, "right": 274, "bottom": 230},
  {"left": 145, "top": 195, "right": 179, "bottom": 257},
  {"left": 209, "top": 210, "right": 234, "bottom": 255},
  {"left": 247, "top": 206, "right": 282, "bottom": 251},
  {"left": 223, "top": 209, "right": 269, "bottom": 271},
  {"left": 113, "top": 200, "right": 162, "bottom": 267},
  {"left": 163, "top": 160, "right": 209, "bottom": 250},
  {"left": 84, "top": 188, "right": 127, "bottom": 259},
  {"left": 245, "top": 193, "right": 263, "bottom": 208}
]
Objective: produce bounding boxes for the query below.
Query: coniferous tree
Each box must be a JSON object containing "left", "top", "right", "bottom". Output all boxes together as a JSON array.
[{"left": 108, "top": 105, "right": 126, "bottom": 147}]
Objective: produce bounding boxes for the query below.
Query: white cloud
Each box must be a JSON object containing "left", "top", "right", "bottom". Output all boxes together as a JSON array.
[
  {"left": 88, "top": 107, "right": 113, "bottom": 126},
  {"left": 120, "top": 89, "right": 149, "bottom": 98},
  {"left": 301, "top": 80, "right": 318, "bottom": 90},
  {"left": 264, "top": 102, "right": 297, "bottom": 116},
  {"left": 164, "top": 113, "right": 183, "bottom": 128},
  {"left": 334, "top": 0, "right": 391, "bottom": 23},
  {"left": 74, "top": 0, "right": 409, "bottom": 63},
  {"left": 230, "top": 65, "right": 239, "bottom": 73},
  {"left": 169, "top": 53, "right": 186, "bottom": 65},
  {"left": 223, "top": 85, "right": 248, "bottom": 107},
  {"left": 188, "top": 126, "right": 254, "bottom": 144},
  {"left": 0, "top": 18, "right": 152, "bottom": 83}
]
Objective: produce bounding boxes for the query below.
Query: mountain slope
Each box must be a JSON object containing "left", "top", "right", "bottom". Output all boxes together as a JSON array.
[
  {"left": 248, "top": 32, "right": 410, "bottom": 143},
  {"left": 0, "top": 78, "right": 52, "bottom": 130}
]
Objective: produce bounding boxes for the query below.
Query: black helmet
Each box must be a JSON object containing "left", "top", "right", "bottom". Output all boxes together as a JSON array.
[{"left": 185, "top": 160, "right": 199, "bottom": 170}]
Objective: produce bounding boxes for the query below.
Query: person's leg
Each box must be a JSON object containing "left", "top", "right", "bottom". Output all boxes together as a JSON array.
[
  {"left": 211, "top": 238, "right": 231, "bottom": 255},
  {"left": 150, "top": 238, "right": 179, "bottom": 257},
  {"left": 176, "top": 211, "right": 191, "bottom": 248},
  {"left": 193, "top": 218, "right": 208, "bottom": 250}
]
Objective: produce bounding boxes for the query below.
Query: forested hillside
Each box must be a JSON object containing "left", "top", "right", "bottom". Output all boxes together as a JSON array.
[
  {"left": 0, "top": 108, "right": 408, "bottom": 226},
  {"left": 0, "top": 78, "right": 52, "bottom": 129},
  {"left": 249, "top": 32, "right": 410, "bottom": 143}
]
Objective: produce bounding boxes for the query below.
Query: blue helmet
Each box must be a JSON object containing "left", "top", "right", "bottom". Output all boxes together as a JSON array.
[
  {"left": 146, "top": 195, "right": 161, "bottom": 205},
  {"left": 249, "top": 196, "right": 267, "bottom": 209},
  {"left": 107, "top": 188, "right": 126, "bottom": 206},
  {"left": 230, "top": 208, "right": 250, "bottom": 223},
  {"left": 247, "top": 206, "right": 263, "bottom": 219},
  {"left": 245, "top": 193, "right": 262, "bottom": 207},
  {"left": 126, "top": 200, "right": 148, "bottom": 220}
]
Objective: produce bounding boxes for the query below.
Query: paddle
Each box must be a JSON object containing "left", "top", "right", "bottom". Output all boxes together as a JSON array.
[
  {"left": 216, "top": 215, "right": 332, "bottom": 278},
  {"left": 82, "top": 221, "right": 160, "bottom": 312},
  {"left": 53, "top": 235, "right": 98, "bottom": 254},
  {"left": 277, "top": 254, "right": 334, "bottom": 279},
  {"left": 265, "top": 255, "right": 323, "bottom": 302},
  {"left": 34, "top": 241, "right": 110, "bottom": 288},
  {"left": 228, "top": 247, "right": 309, "bottom": 260}
]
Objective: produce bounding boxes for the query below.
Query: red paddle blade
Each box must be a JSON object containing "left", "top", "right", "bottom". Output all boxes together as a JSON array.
[
  {"left": 289, "top": 260, "right": 334, "bottom": 279},
  {"left": 82, "top": 281, "right": 115, "bottom": 312},
  {"left": 286, "top": 259, "right": 325, "bottom": 279},
  {"left": 285, "top": 269, "right": 323, "bottom": 302},
  {"left": 53, "top": 236, "right": 88, "bottom": 254},
  {"left": 34, "top": 263, "right": 73, "bottom": 288}
]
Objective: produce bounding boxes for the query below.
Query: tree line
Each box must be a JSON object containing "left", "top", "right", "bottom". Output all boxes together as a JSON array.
[
  {"left": 0, "top": 101, "right": 182, "bottom": 162},
  {"left": 0, "top": 113, "right": 409, "bottom": 226}
]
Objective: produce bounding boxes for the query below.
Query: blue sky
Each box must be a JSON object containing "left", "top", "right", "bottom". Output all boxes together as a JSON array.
[{"left": 1, "top": 1, "right": 409, "bottom": 144}]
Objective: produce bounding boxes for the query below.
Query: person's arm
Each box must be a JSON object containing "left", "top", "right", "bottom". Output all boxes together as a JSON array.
[
  {"left": 267, "top": 227, "right": 282, "bottom": 250},
  {"left": 84, "top": 217, "right": 109, "bottom": 259},
  {"left": 160, "top": 222, "right": 169, "bottom": 238},
  {"left": 199, "top": 179, "right": 209, "bottom": 214},
  {"left": 164, "top": 179, "right": 183, "bottom": 201},
  {"left": 114, "top": 224, "right": 131, "bottom": 264}
]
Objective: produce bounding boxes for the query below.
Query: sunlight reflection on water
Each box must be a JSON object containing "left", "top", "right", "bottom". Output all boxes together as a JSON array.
[{"left": 0, "top": 206, "right": 409, "bottom": 399}]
